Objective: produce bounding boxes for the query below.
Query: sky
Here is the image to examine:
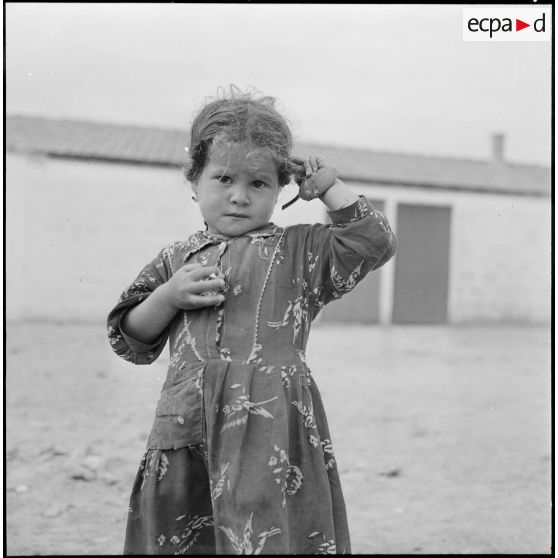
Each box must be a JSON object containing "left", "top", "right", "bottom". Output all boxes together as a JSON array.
[{"left": 5, "top": 3, "right": 553, "bottom": 166}]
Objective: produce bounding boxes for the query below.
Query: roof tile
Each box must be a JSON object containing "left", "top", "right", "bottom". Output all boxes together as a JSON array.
[{"left": 6, "top": 115, "right": 550, "bottom": 196}]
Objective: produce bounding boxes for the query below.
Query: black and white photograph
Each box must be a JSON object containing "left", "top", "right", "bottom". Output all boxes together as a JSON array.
[{"left": 5, "top": 2, "right": 552, "bottom": 555}]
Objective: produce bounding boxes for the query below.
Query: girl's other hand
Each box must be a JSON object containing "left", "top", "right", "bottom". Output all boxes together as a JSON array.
[{"left": 162, "top": 263, "right": 226, "bottom": 310}]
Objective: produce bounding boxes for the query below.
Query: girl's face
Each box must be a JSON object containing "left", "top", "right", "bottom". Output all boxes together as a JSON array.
[{"left": 192, "top": 142, "right": 281, "bottom": 238}]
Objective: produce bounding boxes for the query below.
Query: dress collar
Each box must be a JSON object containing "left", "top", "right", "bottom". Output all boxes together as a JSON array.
[
  {"left": 200, "top": 222, "right": 281, "bottom": 242},
  {"left": 181, "top": 222, "right": 283, "bottom": 262}
]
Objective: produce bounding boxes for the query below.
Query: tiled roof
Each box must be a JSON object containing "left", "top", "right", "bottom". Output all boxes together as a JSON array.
[
  {"left": 6, "top": 115, "right": 550, "bottom": 197},
  {"left": 6, "top": 115, "right": 188, "bottom": 167}
]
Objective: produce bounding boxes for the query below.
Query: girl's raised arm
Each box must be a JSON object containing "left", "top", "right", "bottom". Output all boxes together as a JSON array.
[{"left": 286, "top": 154, "right": 397, "bottom": 311}]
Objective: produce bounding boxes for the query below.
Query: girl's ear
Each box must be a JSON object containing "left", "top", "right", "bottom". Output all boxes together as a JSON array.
[{"left": 191, "top": 184, "right": 199, "bottom": 202}]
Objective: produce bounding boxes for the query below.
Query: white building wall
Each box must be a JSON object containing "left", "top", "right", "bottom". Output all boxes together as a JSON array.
[
  {"left": 7, "top": 154, "right": 199, "bottom": 322},
  {"left": 6, "top": 153, "right": 551, "bottom": 324},
  {"left": 5, "top": 154, "right": 327, "bottom": 323},
  {"left": 450, "top": 192, "right": 551, "bottom": 323},
  {"left": 350, "top": 182, "right": 551, "bottom": 324}
]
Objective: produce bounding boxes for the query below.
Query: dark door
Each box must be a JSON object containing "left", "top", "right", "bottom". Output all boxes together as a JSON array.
[
  {"left": 392, "top": 203, "right": 451, "bottom": 324},
  {"left": 320, "top": 199, "right": 384, "bottom": 324}
]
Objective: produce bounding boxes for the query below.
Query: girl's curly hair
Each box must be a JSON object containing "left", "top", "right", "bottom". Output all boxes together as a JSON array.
[{"left": 184, "top": 85, "right": 303, "bottom": 187}]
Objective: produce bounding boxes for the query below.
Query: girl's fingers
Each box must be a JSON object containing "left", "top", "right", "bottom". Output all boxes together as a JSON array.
[
  {"left": 313, "top": 155, "right": 325, "bottom": 172},
  {"left": 306, "top": 155, "right": 325, "bottom": 175},
  {"left": 190, "top": 277, "right": 225, "bottom": 294},
  {"left": 304, "top": 160, "right": 312, "bottom": 178},
  {"left": 309, "top": 155, "right": 318, "bottom": 174},
  {"left": 181, "top": 293, "right": 225, "bottom": 308},
  {"left": 291, "top": 154, "right": 325, "bottom": 178},
  {"left": 186, "top": 265, "right": 221, "bottom": 281},
  {"left": 180, "top": 262, "right": 204, "bottom": 272}
]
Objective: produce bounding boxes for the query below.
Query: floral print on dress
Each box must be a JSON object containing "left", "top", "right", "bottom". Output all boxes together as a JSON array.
[
  {"left": 169, "top": 317, "right": 205, "bottom": 367},
  {"left": 268, "top": 444, "right": 304, "bottom": 507},
  {"left": 274, "top": 247, "right": 286, "bottom": 266},
  {"left": 157, "top": 452, "right": 169, "bottom": 481},
  {"left": 138, "top": 450, "right": 171, "bottom": 488},
  {"left": 348, "top": 195, "right": 371, "bottom": 222},
  {"left": 210, "top": 462, "right": 230, "bottom": 501},
  {"left": 280, "top": 364, "right": 297, "bottom": 388},
  {"left": 138, "top": 451, "right": 155, "bottom": 490},
  {"left": 245, "top": 342, "right": 263, "bottom": 365},
  {"left": 308, "top": 434, "right": 320, "bottom": 448},
  {"left": 296, "top": 349, "right": 307, "bottom": 365},
  {"left": 286, "top": 464, "right": 304, "bottom": 496},
  {"left": 307, "top": 251, "right": 319, "bottom": 273},
  {"left": 181, "top": 317, "right": 204, "bottom": 362},
  {"left": 107, "top": 325, "right": 122, "bottom": 346},
  {"left": 321, "top": 438, "right": 337, "bottom": 472},
  {"left": 259, "top": 364, "right": 275, "bottom": 375},
  {"left": 220, "top": 385, "right": 277, "bottom": 433},
  {"left": 292, "top": 400, "right": 317, "bottom": 430},
  {"left": 329, "top": 260, "right": 365, "bottom": 298},
  {"left": 218, "top": 513, "right": 281, "bottom": 555},
  {"left": 117, "top": 279, "right": 153, "bottom": 305},
  {"left": 267, "top": 296, "right": 309, "bottom": 343},
  {"left": 292, "top": 394, "right": 326, "bottom": 449},
  {"left": 171, "top": 514, "right": 214, "bottom": 554},
  {"left": 249, "top": 228, "right": 282, "bottom": 260},
  {"left": 219, "top": 347, "right": 232, "bottom": 361},
  {"left": 307, "top": 530, "right": 337, "bottom": 554}
]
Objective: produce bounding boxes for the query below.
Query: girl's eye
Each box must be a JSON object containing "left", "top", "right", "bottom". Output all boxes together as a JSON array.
[
  {"left": 252, "top": 181, "right": 266, "bottom": 190},
  {"left": 218, "top": 175, "right": 232, "bottom": 184}
]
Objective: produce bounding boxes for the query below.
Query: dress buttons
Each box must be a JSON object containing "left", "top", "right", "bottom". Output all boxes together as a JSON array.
[{"left": 177, "top": 416, "right": 185, "bottom": 425}]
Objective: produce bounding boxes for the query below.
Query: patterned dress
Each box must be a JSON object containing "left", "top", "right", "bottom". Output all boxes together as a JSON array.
[{"left": 107, "top": 196, "right": 396, "bottom": 555}]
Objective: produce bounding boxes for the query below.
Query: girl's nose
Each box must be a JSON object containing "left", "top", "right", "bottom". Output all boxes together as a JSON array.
[{"left": 229, "top": 183, "right": 250, "bottom": 205}]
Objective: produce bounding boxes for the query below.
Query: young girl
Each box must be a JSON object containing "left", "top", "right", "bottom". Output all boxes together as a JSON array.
[{"left": 107, "top": 88, "right": 396, "bottom": 555}]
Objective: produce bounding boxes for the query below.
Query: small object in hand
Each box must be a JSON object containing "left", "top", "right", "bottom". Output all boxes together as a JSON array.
[
  {"left": 282, "top": 167, "right": 338, "bottom": 209},
  {"left": 202, "top": 272, "right": 225, "bottom": 296},
  {"left": 281, "top": 194, "right": 299, "bottom": 210}
]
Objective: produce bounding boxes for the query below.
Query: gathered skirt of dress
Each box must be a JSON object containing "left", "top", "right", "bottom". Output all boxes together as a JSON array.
[{"left": 124, "top": 360, "right": 351, "bottom": 555}]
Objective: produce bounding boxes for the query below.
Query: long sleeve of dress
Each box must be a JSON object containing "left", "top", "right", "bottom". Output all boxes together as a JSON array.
[
  {"left": 107, "top": 248, "right": 171, "bottom": 365},
  {"left": 295, "top": 196, "right": 397, "bottom": 311}
]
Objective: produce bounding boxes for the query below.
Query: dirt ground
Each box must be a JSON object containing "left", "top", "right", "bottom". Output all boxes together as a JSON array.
[{"left": 5, "top": 321, "right": 552, "bottom": 555}]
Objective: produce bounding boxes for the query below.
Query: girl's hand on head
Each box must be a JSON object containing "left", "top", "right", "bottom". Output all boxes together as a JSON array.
[
  {"left": 163, "top": 263, "right": 226, "bottom": 310},
  {"left": 295, "top": 155, "right": 338, "bottom": 201}
]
